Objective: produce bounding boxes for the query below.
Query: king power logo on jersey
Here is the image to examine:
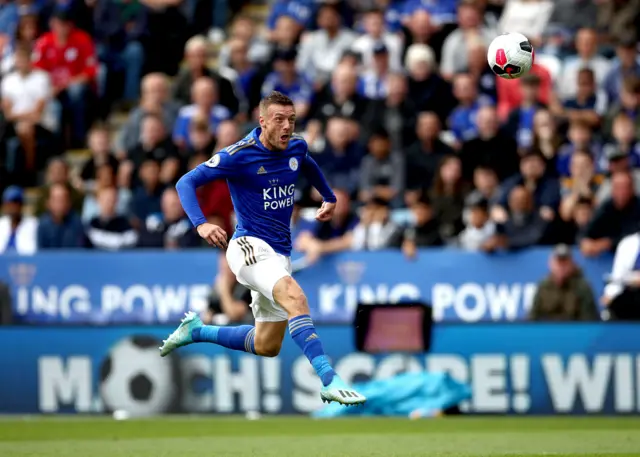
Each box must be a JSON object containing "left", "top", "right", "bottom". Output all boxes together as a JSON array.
[{"left": 263, "top": 183, "right": 296, "bottom": 210}]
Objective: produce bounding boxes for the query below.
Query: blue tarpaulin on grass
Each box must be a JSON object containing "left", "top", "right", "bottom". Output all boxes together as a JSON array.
[{"left": 312, "top": 372, "right": 472, "bottom": 418}]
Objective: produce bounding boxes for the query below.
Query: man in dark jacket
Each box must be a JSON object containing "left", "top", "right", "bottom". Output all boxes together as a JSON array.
[
  {"left": 529, "top": 244, "right": 599, "bottom": 321},
  {"left": 137, "top": 188, "right": 200, "bottom": 249}
]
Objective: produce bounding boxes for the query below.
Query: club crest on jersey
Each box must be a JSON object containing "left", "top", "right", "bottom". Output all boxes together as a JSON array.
[
  {"left": 205, "top": 154, "right": 220, "bottom": 168},
  {"left": 289, "top": 157, "right": 298, "bottom": 171}
]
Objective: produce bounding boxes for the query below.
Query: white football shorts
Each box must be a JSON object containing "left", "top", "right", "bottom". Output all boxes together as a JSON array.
[{"left": 226, "top": 236, "right": 292, "bottom": 322}]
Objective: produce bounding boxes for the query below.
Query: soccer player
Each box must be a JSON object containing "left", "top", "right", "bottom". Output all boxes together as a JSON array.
[{"left": 161, "top": 91, "right": 366, "bottom": 406}]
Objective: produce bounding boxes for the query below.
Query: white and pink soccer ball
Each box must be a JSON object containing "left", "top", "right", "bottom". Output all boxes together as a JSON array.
[{"left": 487, "top": 32, "right": 535, "bottom": 79}]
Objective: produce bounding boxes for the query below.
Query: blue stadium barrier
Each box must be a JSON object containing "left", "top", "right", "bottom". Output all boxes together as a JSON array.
[
  {"left": 1, "top": 323, "right": 638, "bottom": 415},
  {"left": 0, "top": 248, "right": 612, "bottom": 324}
]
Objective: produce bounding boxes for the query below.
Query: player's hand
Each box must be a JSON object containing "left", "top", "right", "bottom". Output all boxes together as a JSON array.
[
  {"left": 315, "top": 201, "right": 336, "bottom": 222},
  {"left": 197, "top": 223, "right": 228, "bottom": 249}
]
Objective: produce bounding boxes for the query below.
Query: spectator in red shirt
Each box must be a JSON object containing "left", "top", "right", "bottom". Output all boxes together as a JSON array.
[
  {"left": 496, "top": 63, "right": 553, "bottom": 122},
  {"left": 33, "top": 9, "right": 97, "bottom": 148}
]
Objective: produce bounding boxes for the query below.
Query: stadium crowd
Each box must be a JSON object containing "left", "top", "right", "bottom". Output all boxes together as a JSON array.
[{"left": 0, "top": 0, "right": 639, "bottom": 265}]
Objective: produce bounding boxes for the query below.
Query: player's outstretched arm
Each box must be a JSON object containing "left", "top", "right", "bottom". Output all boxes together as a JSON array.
[
  {"left": 176, "top": 154, "right": 231, "bottom": 248},
  {"left": 301, "top": 154, "right": 337, "bottom": 221}
]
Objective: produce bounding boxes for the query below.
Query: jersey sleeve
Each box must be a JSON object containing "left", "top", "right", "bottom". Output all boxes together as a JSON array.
[
  {"left": 299, "top": 141, "right": 336, "bottom": 203},
  {"left": 175, "top": 151, "right": 236, "bottom": 227}
]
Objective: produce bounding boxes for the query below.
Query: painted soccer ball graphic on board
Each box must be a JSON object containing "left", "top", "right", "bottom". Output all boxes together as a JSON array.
[{"left": 487, "top": 32, "right": 534, "bottom": 79}]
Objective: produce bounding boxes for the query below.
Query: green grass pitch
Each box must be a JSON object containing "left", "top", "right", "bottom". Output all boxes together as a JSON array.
[{"left": 1, "top": 416, "right": 640, "bottom": 457}]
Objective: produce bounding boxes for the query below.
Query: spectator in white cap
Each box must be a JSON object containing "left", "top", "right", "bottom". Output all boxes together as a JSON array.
[{"left": 405, "top": 43, "right": 455, "bottom": 122}]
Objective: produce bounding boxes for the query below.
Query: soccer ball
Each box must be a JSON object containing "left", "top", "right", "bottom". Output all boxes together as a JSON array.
[
  {"left": 487, "top": 32, "right": 534, "bottom": 79},
  {"left": 100, "top": 335, "right": 182, "bottom": 416}
]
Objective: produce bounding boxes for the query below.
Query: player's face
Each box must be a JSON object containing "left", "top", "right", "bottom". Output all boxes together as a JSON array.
[{"left": 261, "top": 104, "right": 296, "bottom": 151}]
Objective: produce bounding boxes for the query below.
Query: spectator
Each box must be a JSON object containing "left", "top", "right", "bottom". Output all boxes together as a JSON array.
[
  {"left": 116, "top": 72, "right": 179, "bottom": 159},
  {"left": 222, "top": 37, "right": 264, "bottom": 118},
  {"left": 33, "top": 9, "right": 97, "bottom": 148},
  {"left": 1, "top": 11, "right": 40, "bottom": 77},
  {"left": 531, "top": 109, "right": 563, "bottom": 170},
  {"left": 203, "top": 254, "right": 252, "bottom": 325},
  {"left": 129, "top": 113, "right": 180, "bottom": 184},
  {"left": 602, "top": 37, "right": 640, "bottom": 105},
  {"left": 458, "top": 194, "right": 496, "bottom": 252},
  {"left": 429, "top": 154, "right": 469, "bottom": 240},
  {"left": 266, "top": 0, "right": 314, "bottom": 37},
  {"left": 440, "top": 1, "right": 493, "bottom": 80},
  {"left": 555, "top": 67, "right": 607, "bottom": 130},
  {"left": 569, "top": 196, "right": 595, "bottom": 245},
  {"left": 400, "top": 194, "right": 443, "bottom": 259},
  {"left": 596, "top": 147, "right": 640, "bottom": 204},
  {"left": 213, "top": 119, "right": 241, "bottom": 151},
  {"left": 130, "top": 159, "right": 165, "bottom": 229},
  {"left": 556, "top": 119, "right": 600, "bottom": 177},
  {"left": 79, "top": 123, "right": 120, "bottom": 192},
  {"left": 601, "top": 230, "right": 640, "bottom": 321},
  {"left": 86, "top": 186, "right": 137, "bottom": 251},
  {"left": 173, "top": 77, "right": 232, "bottom": 150},
  {"left": 496, "top": 59, "right": 552, "bottom": 121},
  {"left": 529, "top": 244, "right": 599, "bottom": 321},
  {"left": 358, "top": 127, "right": 405, "bottom": 207},
  {"left": 81, "top": 164, "right": 132, "bottom": 224},
  {"left": 559, "top": 150, "right": 603, "bottom": 223},
  {"left": 492, "top": 185, "right": 550, "bottom": 250},
  {"left": 494, "top": 150, "right": 561, "bottom": 224},
  {"left": 459, "top": 105, "right": 519, "bottom": 182},
  {"left": 296, "top": 3, "right": 356, "bottom": 86},
  {"left": 308, "top": 63, "right": 368, "bottom": 129},
  {"left": 0, "top": 186, "right": 37, "bottom": 254},
  {"left": 294, "top": 189, "right": 359, "bottom": 263},
  {"left": 596, "top": 1, "right": 640, "bottom": 47},
  {"left": 184, "top": 114, "right": 216, "bottom": 158},
  {"left": 268, "top": 14, "right": 303, "bottom": 57},
  {"left": 351, "top": 8, "right": 403, "bottom": 73},
  {"left": 261, "top": 48, "right": 312, "bottom": 120},
  {"left": 405, "top": 43, "right": 454, "bottom": 123},
  {"left": 466, "top": 165, "right": 500, "bottom": 206},
  {"left": 559, "top": 28, "right": 612, "bottom": 101},
  {"left": 601, "top": 113, "right": 640, "bottom": 168},
  {"left": 497, "top": 0, "right": 553, "bottom": 40},
  {"left": 361, "top": 73, "right": 417, "bottom": 151},
  {"left": 313, "top": 117, "right": 363, "bottom": 195},
  {"left": 356, "top": 42, "right": 392, "bottom": 101},
  {"left": 465, "top": 36, "right": 496, "bottom": 103},
  {"left": 504, "top": 73, "right": 546, "bottom": 149},
  {"left": 448, "top": 72, "right": 492, "bottom": 144},
  {"left": 581, "top": 172, "right": 640, "bottom": 257},
  {"left": 93, "top": 0, "right": 146, "bottom": 104},
  {"left": 1, "top": 43, "right": 58, "bottom": 185},
  {"left": 34, "top": 158, "right": 84, "bottom": 216},
  {"left": 37, "top": 183, "right": 85, "bottom": 249},
  {"left": 219, "top": 15, "right": 271, "bottom": 68},
  {"left": 405, "top": 111, "right": 454, "bottom": 204},
  {"left": 172, "top": 35, "right": 240, "bottom": 115},
  {"left": 351, "top": 197, "right": 401, "bottom": 251},
  {"left": 137, "top": 187, "right": 200, "bottom": 249},
  {"left": 603, "top": 76, "right": 640, "bottom": 140}
]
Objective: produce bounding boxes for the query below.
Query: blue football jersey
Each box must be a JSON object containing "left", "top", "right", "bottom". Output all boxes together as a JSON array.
[{"left": 176, "top": 128, "right": 336, "bottom": 256}]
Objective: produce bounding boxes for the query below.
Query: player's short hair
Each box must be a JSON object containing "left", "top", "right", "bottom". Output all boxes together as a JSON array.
[{"left": 259, "top": 91, "right": 294, "bottom": 115}]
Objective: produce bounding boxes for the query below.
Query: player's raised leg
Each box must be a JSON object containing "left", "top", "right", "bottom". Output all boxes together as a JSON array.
[
  {"left": 159, "top": 310, "right": 261, "bottom": 356},
  {"left": 272, "top": 276, "right": 366, "bottom": 406}
]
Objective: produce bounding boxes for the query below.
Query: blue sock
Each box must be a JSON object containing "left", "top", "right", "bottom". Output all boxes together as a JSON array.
[
  {"left": 191, "top": 325, "right": 256, "bottom": 354},
  {"left": 289, "top": 315, "right": 336, "bottom": 387}
]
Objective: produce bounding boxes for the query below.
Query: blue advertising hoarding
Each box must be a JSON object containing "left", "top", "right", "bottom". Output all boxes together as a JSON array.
[
  {"left": 0, "top": 248, "right": 612, "bottom": 324},
  {"left": 1, "top": 324, "right": 639, "bottom": 415}
]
